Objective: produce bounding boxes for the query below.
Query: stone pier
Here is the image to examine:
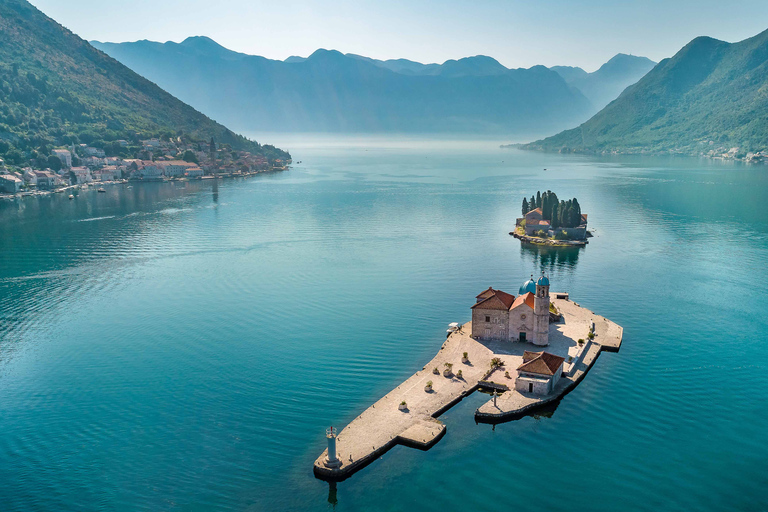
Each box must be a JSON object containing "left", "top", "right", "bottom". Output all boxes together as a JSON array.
[{"left": 313, "top": 295, "right": 622, "bottom": 481}]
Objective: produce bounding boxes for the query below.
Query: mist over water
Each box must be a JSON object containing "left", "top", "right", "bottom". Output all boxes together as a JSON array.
[{"left": 1, "top": 136, "right": 766, "bottom": 511}]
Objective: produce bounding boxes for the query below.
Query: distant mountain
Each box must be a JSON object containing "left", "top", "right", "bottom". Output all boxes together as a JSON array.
[
  {"left": 551, "top": 54, "right": 657, "bottom": 111},
  {"left": 549, "top": 65, "right": 588, "bottom": 83},
  {"left": 91, "top": 38, "right": 593, "bottom": 135},
  {"left": 525, "top": 29, "right": 768, "bottom": 154}
]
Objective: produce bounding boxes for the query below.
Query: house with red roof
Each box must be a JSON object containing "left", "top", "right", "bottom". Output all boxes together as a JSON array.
[{"left": 515, "top": 351, "right": 565, "bottom": 395}]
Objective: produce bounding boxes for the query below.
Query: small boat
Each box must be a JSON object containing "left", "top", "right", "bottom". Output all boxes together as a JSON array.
[
  {"left": 68, "top": 194, "right": 74, "bottom": 200},
  {"left": 98, "top": 188, "right": 106, "bottom": 193}
]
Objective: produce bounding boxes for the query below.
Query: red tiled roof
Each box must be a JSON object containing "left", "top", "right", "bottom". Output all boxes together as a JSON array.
[
  {"left": 510, "top": 292, "right": 535, "bottom": 311},
  {"left": 476, "top": 287, "right": 496, "bottom": 300},
  {"left": 472, "top": 288, "right": 516, "bottom": 310},
  {"left": 526, "top": 207, "right": 542, "bottom": 215},
  {"left": 527, "top": 219, "right": 551, "bottom": 226},
  {"left": 517, "top": 351, "right": 565, "bottom": 376}
]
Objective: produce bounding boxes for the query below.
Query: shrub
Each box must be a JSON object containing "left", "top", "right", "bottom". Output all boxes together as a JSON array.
[
  {"left": 444, "top": 362, "right": 453, "bottom": 370},
  {"left": 463, "top": 352, "right": 468, "bottom": 359},
  {"left": 578, "top": 338, "right": 585, "bottom": 345},
  {"left": 588, "top": 332, "right": 595, "bottom": 340},
  {"left": 490, "top": 357, "right": 505, "bottom": 369},
  {"left": 400, "top": 401, "right": 407, "bottom": 406},
  {"left": 457, "top": 370, "right": 463, "bottom": 379},
  {"left": 426, "top": 381, "right": 433, "bottom": 387},
  {"left": 554, "top": 230, "right": 569, "bottom": 240},
  {"left": 433, "top": 367, "right": 440, "bottom": 374}
]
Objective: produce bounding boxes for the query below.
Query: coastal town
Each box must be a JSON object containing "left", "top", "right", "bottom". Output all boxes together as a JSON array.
[
  {"left": 0, "top": 137, "right": 290, "bottom": 197},
  {"left": 314, "top": 273, "right": 622, "bottom": 481}
]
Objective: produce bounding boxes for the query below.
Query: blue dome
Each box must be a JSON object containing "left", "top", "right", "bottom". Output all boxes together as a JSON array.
[
  {"left": 537, "top": 275, "right": 550, "bottom": 286},
  {"left": 519, "top": 278, "right": 536, "bottom": 295}
]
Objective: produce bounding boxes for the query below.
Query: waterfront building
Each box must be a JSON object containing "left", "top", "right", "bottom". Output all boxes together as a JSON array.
[
  {"left": 69, "top": 167, "right": 93, "bottom": 184},
  {"left": 471, "top": 274, "right": 551, "bottom": 345},
  {"left": 33, "top": 170, "right": 57, "bottom": 190},
  {"left": 515, "top": 351, "right": 565, "bottom": 394},
  {"left": 157, "top": 160, "right": 198, "bottom": 177},
  {"left": 0, "top": 174, "right": 23, "bottom": 193}
]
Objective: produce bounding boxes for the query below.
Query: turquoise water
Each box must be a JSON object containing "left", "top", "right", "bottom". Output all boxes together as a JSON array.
[{"left": 1, "top": 138, "right": 767, "bottom": 511}]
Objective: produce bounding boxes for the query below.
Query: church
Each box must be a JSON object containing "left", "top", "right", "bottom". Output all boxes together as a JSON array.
[{"left": 471, "top": 274, "right": 551, "bottom": 345}]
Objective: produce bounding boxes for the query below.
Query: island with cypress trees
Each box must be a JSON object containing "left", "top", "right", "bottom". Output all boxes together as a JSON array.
[{"left": 512, "top": 191, "right": 589, "bottom": 246}]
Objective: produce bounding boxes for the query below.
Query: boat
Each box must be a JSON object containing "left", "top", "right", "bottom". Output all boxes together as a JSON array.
[
  {"left": 97, "top": 188, "right": 106, "bottom": 193},
  {"left": 68, "top": 194, "right": 74, "bottom": 200}
]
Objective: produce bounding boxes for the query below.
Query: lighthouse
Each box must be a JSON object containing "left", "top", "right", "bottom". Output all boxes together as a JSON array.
[{"left": 324, "top": 426, "right": 342, "bottom": 469}]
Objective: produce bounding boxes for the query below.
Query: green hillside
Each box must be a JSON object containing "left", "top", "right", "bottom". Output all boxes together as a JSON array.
[
  {"left": 525, "top": 29, "right": 768, "bottom": 155},
  {"left": 0, "top": 0, "right": 288, "bottom": 166}
]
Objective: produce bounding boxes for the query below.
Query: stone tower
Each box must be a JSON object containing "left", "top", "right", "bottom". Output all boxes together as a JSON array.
[{"left": 532, "top": 272, "right": 550, "bottom": 346}]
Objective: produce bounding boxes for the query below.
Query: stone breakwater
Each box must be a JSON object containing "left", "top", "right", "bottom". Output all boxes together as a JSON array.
[
  {"left": 313, "top": 296, "right": 622, "bottom": 481},
  {"left": 510, "top": 231, "right": 588, "bottom": 247}
]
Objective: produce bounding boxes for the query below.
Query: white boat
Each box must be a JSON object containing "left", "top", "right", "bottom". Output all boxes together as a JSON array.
[{"left": 68, "top": 194, "right": 74, "bottom": 200}]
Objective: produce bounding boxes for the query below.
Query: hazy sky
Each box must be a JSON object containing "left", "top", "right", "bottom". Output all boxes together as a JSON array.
[{"left": 29, "top": 0, "right": 768, "bottom": 71}]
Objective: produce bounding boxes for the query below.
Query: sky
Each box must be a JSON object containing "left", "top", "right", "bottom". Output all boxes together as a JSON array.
[{"left": 28, "top": 0, "right": 768, "bottom": 71}]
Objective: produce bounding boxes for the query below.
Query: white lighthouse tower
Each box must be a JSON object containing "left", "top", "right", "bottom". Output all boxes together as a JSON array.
[
  {"left": 532, "top": 272, "right": 550, "bottom": 346},
  {"left": 323, "top": 426, "right": 342, "bottom": 469}
]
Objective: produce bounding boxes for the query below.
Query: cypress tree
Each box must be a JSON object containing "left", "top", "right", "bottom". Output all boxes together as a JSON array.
[
  {"left": 522, "top": 198, "right": 529, "bottom": 216},
  {"left": 573, "top": 198, "right": 582, "bottom": 225},
  {"left": 530, "top": 195, "right": 536, "bottom": 210},
  {"left": 536, "top": 191, "right": 542, "bottom": 208},
  {"left": 551, "top": 202, "right": 559, "bottom": 229}
]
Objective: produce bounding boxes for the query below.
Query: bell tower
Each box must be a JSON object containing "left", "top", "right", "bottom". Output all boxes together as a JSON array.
[{"left": 532, "top": 272, "right": 550, "bottom": 346}]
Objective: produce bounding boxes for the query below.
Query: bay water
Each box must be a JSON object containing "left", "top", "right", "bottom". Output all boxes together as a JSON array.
[{"left": 1, "top": 137, "right": 766, "bottom": 511}]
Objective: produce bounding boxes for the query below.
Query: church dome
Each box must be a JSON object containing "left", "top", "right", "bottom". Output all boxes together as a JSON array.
[
  {"left": 537, "top": 275, "right": 550, "bottom": 286},
  {"left": 519, "top": 277, "right": 536, "bottom": 295}
]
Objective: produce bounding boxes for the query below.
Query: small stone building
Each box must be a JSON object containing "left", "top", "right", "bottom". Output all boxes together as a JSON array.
[
  {"left": 515, "top": 351, "right": 565, "bottom": 395},
  {"left": 518, "top": 207, "right": 588, "bottom": 239}
]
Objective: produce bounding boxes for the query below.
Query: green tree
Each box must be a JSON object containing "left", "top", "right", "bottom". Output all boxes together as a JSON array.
[
  {"left": 46, "top": 155, "right": 62, "bottom": 171},
  {"left": 182, "top": 150, "right": 198, "bottom": 163},
  {"left": 536, "top": 191, "right": 542, "bottom": 208},
  {"left": 522, "top": 198, "right": 529, "bottom": 216},
  {"left": 551, "top": 202, "right": 559, "bottom": 229}
]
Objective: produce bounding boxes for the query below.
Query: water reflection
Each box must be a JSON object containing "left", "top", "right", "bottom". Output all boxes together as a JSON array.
[
  {"left": 327, "top": 482, "right": 338, "bottom": 507},
  {"left": 519, "top": 242, "right": 582, "bottom": 273}
]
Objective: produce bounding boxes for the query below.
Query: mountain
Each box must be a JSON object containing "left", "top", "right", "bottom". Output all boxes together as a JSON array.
[
  {"left": 0, "top": 1, "right": 288, "bottom": 166},
  {"left": 551, "top": 54, "right": 657, "bottom": 111},
  {"left": 91, "top": 38, "right": 593, "bottom": 136},
  {"left": 526, "top": 29, "right": 768, "bottom": 155}
]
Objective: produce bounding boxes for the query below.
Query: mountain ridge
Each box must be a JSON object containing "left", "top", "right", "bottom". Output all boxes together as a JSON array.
[
  {"left": 91, "top": 39, "right": 596, "bottom": 135},
  {"left": 524, "top": 28, "right": 768, "bottom": 155},
  {"left": 0, "top": 1, "right": 288, "bottom": 166}
]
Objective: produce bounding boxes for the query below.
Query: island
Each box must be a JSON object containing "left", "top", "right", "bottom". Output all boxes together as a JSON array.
[
  {"left": 313, "top": 273, "right": 622, "bottom": 481},
  {"left": 511, "top": 190, "right": 589, "bottom": 246}
]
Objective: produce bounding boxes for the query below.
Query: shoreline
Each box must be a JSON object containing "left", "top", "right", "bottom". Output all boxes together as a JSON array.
[
  {"left": 510, "top": 230, "right": 588, "bottom": 247},
  {"left": 0, "top": 167, "right": 289, "bottom": 201},
  {"left": 501, "top": 143, "right": 768, "bottom": 165},
  {"left": 313, "top": 295, "right": 622, "bottom": 482}
]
